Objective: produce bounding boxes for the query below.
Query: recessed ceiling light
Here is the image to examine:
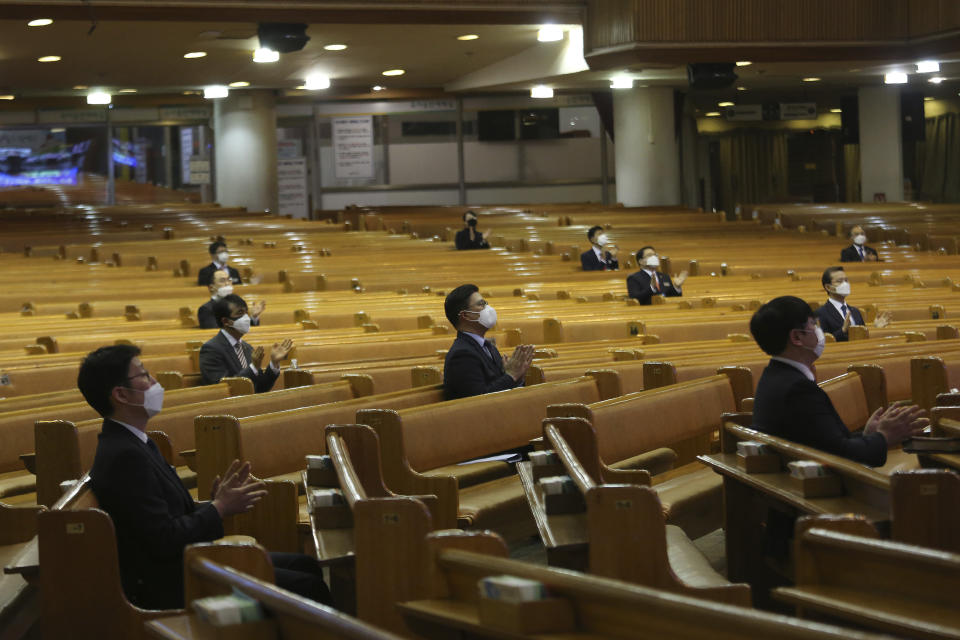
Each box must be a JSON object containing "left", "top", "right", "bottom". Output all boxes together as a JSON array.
[
  {"left": 50, "top": 128, "right": 65, "bottom": 133},
  {"left": 718, "top": 101, "right": 734, "bottom": 107},
  {"left": 183, "top": 51, "right": 207, "bottom": 59},
  {"left": 884, "top": 72, "right": 908, "bottom": 84},
  {"left": 382, "top": 69, "right": 405, "bottom": 76},
  {"left": 928, "top": 76, "right": 945, "bottom": 84},
  {"left": 86, "top": 91, "right": 111, "bottom": 105},
  {"left": 304, "top": 73, "right": 330, "bottom": 90},
  {"left": 917, "top": 60, "right": 940, "bottom": 73},
  {"left": 294, "top": 85, "right": 307, "bottom": 90},
  {"left": 37, "top": 55, "right": 61, "bottom": 62},
  {"left": 182, "top": 90, "right": 201, "bottom": 95},
  {"left": 830, "top": 108, "right": 842, "bottom": 113},
  {"left": 610, "top": 76, "right": 633, "bottom": 89},
  {"left": 735, "top": 61, "right": 752, "bottom": 67},
  {"left": 705, "top": 111, "right": 721, "bottom": 117},
  {"left": 802, "top": 77, "right": 821, "bottom": 82},
  {"left": 531, "top": 85, "right": 553, "bottom": 99},
  {"left": 203, "top": 85, "right": 229, "bottom": 99},
  {"left": 925, "top": 96, "right": 935, "bottom": 101},
  {"left": 27, "top": 18, "right": 53, "bottom": 27},
  {"left": 73, "top": 84, "right": 89, "bottom": 90},
  {"left": 457, "top": 34, "right": 479, "bottom": 41},
  {"left": 253, "top": 47, "right": 279, "bottom": 63},
  {"left": 0, "top": 95, "right": 14, "bottom": 100},
  {"left": 323, "top": 43, "right": 347, "bottom": 50},
  {"left": 736, "top": 86, "right": 747, "bottom": 91},
  {"left": 118, "top": 88, "right": 137, "bottom": 93},
  {"left": 372, "top": 85, "right": 385, "bottom": 91},
  {"left": 537, "top": 25, "right": 564, "bottom": 42},
  {"left": 228, "top": 81, "right": 250, "bottom": 87}
]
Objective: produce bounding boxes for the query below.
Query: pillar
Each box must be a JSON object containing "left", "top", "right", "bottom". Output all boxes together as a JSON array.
[
  {"left": 613, "top": 87, "right": 681, "bottom": 206},
  {"left": 213, "top": 90, "right": 278, "bottom": 212},
  {"left": 858, "top": 86, "right": 903, "bottom": 203}
]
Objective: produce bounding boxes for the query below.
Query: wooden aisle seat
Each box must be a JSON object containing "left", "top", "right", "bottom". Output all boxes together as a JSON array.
[
  {"left": 890, "top": 468, "right": 960, "bottom": 554},
  {"left": 30, "top": 377, "right": 367, "bottom": 507},
  {"left": 284, "top": 363, "right": 443, "bottom": 395},
  {"left": 148, "top": 546, "right": 403, "bottom": 640},
  {"left": 395, "top": 529, "right": 890, "bottom": 640},
  {"left": 534, "top": 419, "right": 752, "bottom": 606},
  {"left": 774, "top": 515, "right": 960, "bottom": 640},
  {"left": 0, "top": 500, "right": 45, "bottom": 638},
  {"left": 914, "top": 354, "right": 960, "bottom": 410},
  {"left": 355, "top": 374, "right": 618, "bottom": 540}
]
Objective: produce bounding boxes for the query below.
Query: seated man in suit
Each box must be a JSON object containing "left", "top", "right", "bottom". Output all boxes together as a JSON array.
[
  {"left": 197, "top": 240, "right": 243, "bottom": 286},
  {"left": 198, "top": 269, "right": 265, "bottom": 329},
  {"left": 442, "top": 284, "right": 534, "bottom": 400},
  {"left": 580, "top": 225, "right": 619, "bottom": 271},
  {"left": 78, "top": 344, "right": 330, "bottom": 609},
  {"left": 840, "top": 225, "right": 879, "bottom": 263},
  {"left": 626, "top": 246, "right": 687, "bottom": 305},
  {"left": 454, "top": 210, "right": 491, "bottom": 250},
  {"left": 750, "top": 295, "right": 926, "bottom": 466},
  {"left": 816, "top": 266, "right": 891, "bottom": 342},
  {"left": 199, "top": 294, "right": 292, "bottom": 393}
]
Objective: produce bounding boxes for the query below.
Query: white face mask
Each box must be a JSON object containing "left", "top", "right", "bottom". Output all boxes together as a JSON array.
[
  {"left": 212, "top": 284, "right": 233, "bottom": 300},
  {"left": 833, "top": 281, "right": 851, "bottom": 296},
  {"left": 801, "top": 326, "right": 825, "bottom": 359},
  {"left": 596, "top": 234, "right": 609, "bottom": 246},
  {"left": 229, "top": 313, "right": 251, "bottom": 335},
  {"left": 464, "top": 305, "right": 497, "bottom": 329},
  {"left": 853, "top": 234, "right": 866, "bottom": 246},
  {"left": 217, "top": 251, "right": 230, "bottom": 263},
  {"left": 644, "top": 255, "right": 660, "bottom": 269},
  {"left": 124, "top": 381, "right": 164, "bottom": 419}
]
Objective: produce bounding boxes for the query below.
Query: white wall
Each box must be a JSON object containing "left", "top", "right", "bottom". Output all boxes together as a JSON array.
[
  {"left": 321, "top": 189, "right": 459, "bottom": 209},
  {"left": 466, "top": 184, "right": 605, "bottom": 205}
]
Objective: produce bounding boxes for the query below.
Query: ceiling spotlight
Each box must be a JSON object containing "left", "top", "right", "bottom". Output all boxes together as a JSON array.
[
  {"left": 830, "top": 108, "right": 842, "bottom": 113},
  {"left": 86, "top": 91, "right": 111, "bottom": 105},
  {"left": 253, "top": 47, "right": 279, "bottom": 63},
  {"left": 917, "top": 60, "right": 940, "bottom": 73},
  {"left": 929, "top": 76, "right": 945, "bottom": 84},
  {"left": 37, "top": 55, "right": 61, "bottom": 62},
  {"left": 735, "top": 61, "right": 752, "bottom": 67},
  {"left": 323, "top": 43, "right": 347, "bottom": 51},
  {"left": 537, "top": 25, "right": 563, "bottom": 42},
  {"left": 182, "top": 90, "right": 201, "bottom": 95},
  {"left": 718, "top": 101, "right": 735, "bottom": 107},
  {"left": 118, "top": 88, "right": 137, "bottom": 93},
  {"left": 0, "top": 95, "right": 14, "bottom": 100},
  {"left": 372, "top": 85, "right": 385, "bottom": 91},
  {"left": 457, "top": 34, "right": 479, "bottom": 41},
  {"left": 382, "top": 69, "right": 405, "bottom": 76},
  {"left": 705, "top": 111, "right": 721, "bottom": 117},
  {"left": 27, "top": 18, "right": 53, "bottom": 27},
  {"left": 50, "top": 128, "right": 65, "bottom": 133},
  {"left": 925, "top": 96, "right": 934, "bottom": 101},
  {"left": 802, "top": 77, "right": 821, "bottom": 82},
  {"left": 884, "top": 72, "right": 908, "bottom": 84},
  {"left": 183, "top": 51, "right": 207, "bottom": 59},
  {"left": 72, "top": 85, "right": 89, "bottom": 90},
  {"left": 228, "top": 81, "right": 250, "bottom": 87},
  {"left": 610, "top": 76, "right": 633, "bottom": 89},
  {"left": 294, "top": 85, "right": 307, "bottom": 90},
  {"left": 736, "top": 86, "right": 747, "bottom": 91},
  {"left": 531, "top": 85, "right": 553, "bottom": 99},
  {"left": 304, "top": 73, "right": 331, "bottom": 90},
  {"left": 203, "top": 85, "right": 229, "bottom": 99}
]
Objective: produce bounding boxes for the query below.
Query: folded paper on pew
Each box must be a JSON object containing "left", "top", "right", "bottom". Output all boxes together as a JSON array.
[
  {"left": 539, "top": 475, "right": 577, "bottom": 495},
  {"left": 309, "top": 488, "right": 345, "bottom": 507},
  {"left": 193, "top": 592, "right": 263, "bottom": 626},
  {"left": 306, "top": 454, "right": 337, "bottom": 487},
  {"left": 788, "top": 460, "right": 827, "bottom": 479},
  {"left": 736, "top": 441, "right": 771, "bottom": 456},
  {"left": 529, "top": 450, "right": 559, "bottom": 466},
  {"left": 479, "top": 576, "right": 548, "bottom": 603}
]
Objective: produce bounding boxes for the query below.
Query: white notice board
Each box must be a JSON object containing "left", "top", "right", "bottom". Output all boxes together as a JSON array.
[
  {"left": 278, "top": 157, "right": 309, "bottom": 218},
  {"left": 332, "top": 116, "right": 374, "bottom": 179}
]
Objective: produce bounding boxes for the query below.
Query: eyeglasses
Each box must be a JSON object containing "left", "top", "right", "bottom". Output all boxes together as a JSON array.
[{"left": 126, "top": 370, "right": 151, "bottom": 382}]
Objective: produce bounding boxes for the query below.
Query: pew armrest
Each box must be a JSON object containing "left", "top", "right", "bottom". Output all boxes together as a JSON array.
[
  {"left": 179, "top": 449, "right": 197, "bottom": 473},
  {"left": 19, "top": 454, "right": 36, "bottom": 475},
  {"left": 0, "top": 503, "right": 45, "bottom": 545},
  {"left": 608, "top": 447, "right": 677, "bottom": 478}
]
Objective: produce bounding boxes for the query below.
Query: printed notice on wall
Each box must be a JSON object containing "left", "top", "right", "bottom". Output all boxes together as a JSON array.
[
  {"left": 332, "top": 116, "right": 374, "bottom": 179},
  {"left": 278, "top": 157, "right": 309, "bottom": 218}
]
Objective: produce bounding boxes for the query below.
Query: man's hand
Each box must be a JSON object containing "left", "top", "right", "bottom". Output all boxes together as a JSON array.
[
  {"left": 482, "top": 228, "right": 493, "bottom": 239},
  {"left": 251, "top": 345, "right": 265, "bottom": 369},
  {"left": 863, "top": 404, "right": 929, "bottom": 447},
  {"left": 875, "top": 310, "right": 892, "bottom": 329},
  {"left": 504, "top": 344, "right": 535, "bottom": 381},
  {"left": 841, "top": 309, "right": 852, "bottom": 333},
  {"left": 249, "top": 300, "right": 266, "bottom": 320},
  {"left": 271, "top": 338, "right": 294, "bottom": 365},
  {"left": 606, "top": 245, "right": 619, "bottom": 258},
  {"left": 674, "top": 270, "right": 689, "bottom": 287},
  {"left": 211, "top": 459, "right": 267, "bottom": 518}
]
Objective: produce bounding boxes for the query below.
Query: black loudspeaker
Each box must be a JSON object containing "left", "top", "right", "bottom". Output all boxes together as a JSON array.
[
  {"left": 687, "top": 63, "right": 737, "bottom": 90},
  {"left": 901, "top": 92, "right": 926, "bottom": 142},
  {"left": 841, "top": 96, "right": 859, "bottom": 144},
  {"left": 257, "top": 23, "right": 310, "bottom": 53}
]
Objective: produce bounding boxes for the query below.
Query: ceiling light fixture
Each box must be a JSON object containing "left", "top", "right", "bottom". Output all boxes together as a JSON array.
[
  {"left": 531, "top": 85, "right": 553, "bottom": 98},
  {"left": 86, "top": 91, "right": 111, "bottom": 105},
  {"left": 183, "top": 51, "right": 207, "bottom": 59},
  {"left": 0, "top": 95, "right": 14, "bottom": 100},
  {"left": 228, "top": 81, "right": 250, "bottom": 87},
  {"left": 705, "top": 111, "right": 721, "bottom": 117},
  {"left": 718, "top": 101, "right": 734, "bottom": 107},
  {"left": 372, "top": 85, "right": 385, "bottom": 91},
  {"left": 802, "top": 77, "right": 821, "bottom": 82},
  {"left": 323, "top": 43, "right": 347, "bottom": 51},
  {"left": 917, "top": 60, "right": 940, "bottom": 73},
  {"left": 925, "top": 96, "right": 934, "bottom": 101},
  {"left": 50, "top": 128, "right": 65, "bottom": 133},
  {"left": 929, "top": 76, "right": 945, "bottom": 84},
  {"left": 537, "top": 25, "right": 563, "bottom": 42},
  {"left": 382, "top": 69, "right": 405, "bottom": 76},
  {"left": 736, "top": 86, "right": 747, "bottom": 91},
  {"left": 884, "top": 72, "right": 908, "bottom": 84},
  {"left": 253, "top": 47, "right": 279, "bottom": 63},
  {"left": 118, "top": 88, "right": 137, "bottom": 93},
  {"left": 304, "top": 73, "right": 331, "bottom": 90},
  {"left": 829, "top": 108, "right": 842, "bottom": 113},
  {"left": 203, "top": 85, "right": 229, "bottom": 99},
  {"left": 610, "top": 76, "right": 633, "bottom": 89},
  {"left": 735, "top": 61, "right": 752, "bottom": 67},
  {"left": 457, "top": 34, "right": 479, "bottom": 41},
  {"left": 37, "top": 55, "right": 61, "bottom": 62},
  {"left": 27, "top": 18, "right": 53, "bottom": 27},
  {"left": 72, "top": 85, "right": 88, "bottom": 90}
]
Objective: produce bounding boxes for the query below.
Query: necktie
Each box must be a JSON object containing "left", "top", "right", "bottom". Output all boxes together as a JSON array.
[
  {"left": 235, "top": 341, "right": 248, "bottom": 369},
  {"left": 858, "top": 246, "right": 864, "bottom": 260},
  {"left": 840, "top": 303, "right": 848, "bottom": 317},
  {"left": 145, "top": 437, "right": 167, "bottom": 466},
  {"left": 652, "top": 273, "right": 661, "bottom": 292},
  {"left": 483, "top": 340, "right": 497, "bottom": 361}
]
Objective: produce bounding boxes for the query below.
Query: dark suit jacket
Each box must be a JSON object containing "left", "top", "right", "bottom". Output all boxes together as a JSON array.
[
  {"left": 196, "top": 262, "right": 242, "bottom": 287},
  {"left": 580, "top": 249, "right": 619, "bottom": 271},
  {"left": 197, "top": 300, "right": 260, "bottom": 330},
  {"left": 840, "top": 244, "right": 879, "bottom": 263},
  {"left": 626, "top": 269, "right": 682, "bottom": 305},
  {"left": 90, "top": 419, "right": 223, "bottom": 609},
  {"left": 443, "top": 331, "right": 520, "bottom": 400},
  {"left": 199, "top": 331, "right": 279, "bottom": 393},
  {"left": 752, "top": 359, "right": 887, "bottom": 466},
  {"left": 816, "top": 300, "right": 864, "bottom": 342},
  {"left": 454, "top": 228, "right": 490, "bottom": 250}
]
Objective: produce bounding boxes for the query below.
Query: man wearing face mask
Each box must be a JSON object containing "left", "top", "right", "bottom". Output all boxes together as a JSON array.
[
  {"left": 198, "top": 294, "right": 293, "bottom": 393},
  {"left": 197, "top": 269, "right": 265, "bottom": 329},
  {"left": 626, "top": 246, "right": 687, "bottom": 305},
  {"left": 442, "top": 284, "right": 534, "bottom": 400},
  {"left": 197, "top": 240, "right": 243, "bottom": 287},
  {"left": 454, "top": 210, "right": 491, "bottom": 250},
  {"left": 580, "top": 225, "right": 619, "bottom": 271},
  {"left": 750, "top": 296, "right": 926, "bottom": 466},
  {"left": 816, "top": 266, "right": 891, "bottom": 342},
  {"left": 840, "top": 225, "right": 879, "bottom": 263}
]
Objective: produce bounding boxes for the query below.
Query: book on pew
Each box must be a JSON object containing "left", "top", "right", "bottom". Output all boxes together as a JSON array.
[{"left": 902, "top": 436, "right": 960, "bottom": 454}]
